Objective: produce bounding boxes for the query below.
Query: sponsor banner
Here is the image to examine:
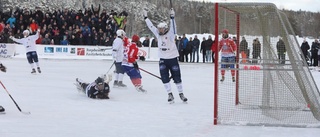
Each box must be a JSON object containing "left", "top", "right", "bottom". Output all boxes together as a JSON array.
[
  {"left": 12, "top": 44, "right": 159, "bottom": 61},
  {"left": 84, "top": 47, "right": 113, "bottom": 57},
  {"left": 0, "top": 43, "right": 16, "bottom": 58},
  {"left": 42, "top": 46, "right": 77, "bottom": 56}
]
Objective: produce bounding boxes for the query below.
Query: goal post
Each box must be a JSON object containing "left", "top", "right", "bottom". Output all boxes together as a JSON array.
[{"left": 213, "top": 2, "right": 320, "bottom": 127}]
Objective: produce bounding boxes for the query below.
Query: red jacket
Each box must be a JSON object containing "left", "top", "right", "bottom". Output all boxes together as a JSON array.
[
  {"left": 30, "top": 23, "right": 38, "bottom": 33},
  {"left": 211, "top": 40, "right": 216, "bottom": 52}
]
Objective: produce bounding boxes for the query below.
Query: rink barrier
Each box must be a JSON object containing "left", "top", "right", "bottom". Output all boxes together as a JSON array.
[{"left": 2, "top": 44, "right": 160, "bottom": 61}]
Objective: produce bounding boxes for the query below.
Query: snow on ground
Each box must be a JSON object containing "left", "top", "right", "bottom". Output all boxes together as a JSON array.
[{"left": 0, "top": 58, "right": 319, "bottom": 137}]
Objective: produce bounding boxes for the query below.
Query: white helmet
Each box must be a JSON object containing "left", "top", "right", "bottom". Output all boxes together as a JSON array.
[
  {"left": 157, "top": 22, "right": 168, "bottom": 35},
  {"left": 116, "top": 29, "right": 126, "bottom": 37},
  {"left": 157, "top": 22, "right": 168, "bottom": 29},
  {"left": 23, "top": 30, "right": 30, "bottom": 36}
]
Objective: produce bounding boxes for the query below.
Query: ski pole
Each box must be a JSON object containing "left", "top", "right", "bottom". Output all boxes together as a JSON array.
[
  {"left": 139, "top": 68, "right": 161, "bottom": 80},
  {"left": 0, "top": 81, "right": 30, "bottom": 115}
]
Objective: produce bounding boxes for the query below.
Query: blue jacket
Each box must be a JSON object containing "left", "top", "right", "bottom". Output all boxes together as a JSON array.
[
  {"left": 6, "top": 17, "right": 16, "bottom": 28},
  {"left": 182, "top": 38, "right": 188, "bottom": 49}
]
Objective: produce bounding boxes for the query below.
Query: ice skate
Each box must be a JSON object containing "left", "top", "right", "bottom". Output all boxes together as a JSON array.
[
  {"left": 113, "top": 80, "right": 118, "bottom": 88},
  {"left": 37, "top": 67, "right": 41, "bottom": 73},
  {"left": 220, "top": 76, "right": 225, "bottom": 82},
  {"left": 232, "top": 77, "right": 235, "bottom": 82},
  {"left": 168, "top": 93, "right": 174, "bottom": 104},
  {"left": 75, "top": 78, "right": 85, "bottom": 93},
  {"left": 117, "top": 81, "right": 127, "bottom": 88},
  {"left": 136, "top": 86, "right": 147, "bottom": 93},
  {"left": 31, "top": 68, "right": 36, "bottom": 74},
  {"left": 76, "top": 78, "right": 84, "bottom": 85},
  {"left": 179, "top": 93, "right": 188, "bottom": 102}
]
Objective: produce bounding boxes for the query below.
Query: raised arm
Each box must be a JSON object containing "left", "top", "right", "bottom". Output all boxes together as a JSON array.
[
  {"left": 143, "top": 10, "right": 159, "bottom": 38},
  {"left": 10, "top": 36, "right": 23, "bottom": 44},
  {"left": 30, "top": 29, "right": 40, "bottom": 41}
]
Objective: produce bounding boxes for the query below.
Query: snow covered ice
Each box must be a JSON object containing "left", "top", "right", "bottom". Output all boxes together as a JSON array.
[{"left": 0, "top": 58, "right": 320, "bottom": 137}]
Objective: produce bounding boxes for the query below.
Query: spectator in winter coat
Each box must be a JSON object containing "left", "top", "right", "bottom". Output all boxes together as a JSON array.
[
  {"left": 6, "top": 15, "right": 16, "bottom": 29},
  {"left": 191, "top": 35, "right": 200, "bottom": 63},
  {"left": 252, "top": 38, "right": 261, "bottom": 64},
  {"left": 205, "top": 35, "right": 213, "bottom": 63},
  {"left": 175, "top": 36, "right": 183, "bottom": 62},
  {"left": 239, "top": 36, "right": 248, "bottom": 63},
  {"left": 36, "top": 34, "right": 43, "bottom": 44},
  {"left": 41, "top": 34, "right": 51, "bottom": 44},
  {"left": 60, "top": 36, "right": 69, "bottom": 45},
  {"left": 142, "top": 35, "right": 150, "bottom": 47},
  {"left": 105, "top": 37, "right": 113, "bottom": 46},
  {"left": 184, "top": 37, "right": 193, "bottom": 62},
  {"left": 151, "top": 38, "right": 158, "bottom": 47},
  {"left": 200, "top": 37, "right": 207, "bottom": 63},
  {"left": 300, "top": 38, "right": 310, "bottom": 63},
  {"left": 311, "top": 39, "right": 319, "bottom": 66},
  {"left": 211, "top": 40, "right": 216, "bottom": 63},
  {"left": 29, "top": 19, "right": 39, "bottom": 33},
  {"left": 276, "top": 37, "right": 286, "bottom": 64},
  {"left": 181, "top": 34, "right": 189, "bottom": 62}
]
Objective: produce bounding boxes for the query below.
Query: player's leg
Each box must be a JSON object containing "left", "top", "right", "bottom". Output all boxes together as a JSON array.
[
  {"left": 159, "top": 59, "right": 174, "bottom": 102},
  {"left": 220, "top": 57, "right": 228, "bottom": 81},
  {"left": 168, "top": 58, "right": 187, "bottom": 102},
  {"left": 26, "top": 52, "right": 36, "bottom": 74},
  {"left": 229, "top": 56, "right": 236, "bottom": 82},
  {"left": 32, "top": 51, "right": 41, "bottom": 73},
  {"left": 123, "top": 65, "right": 146, "bottom": 92}
]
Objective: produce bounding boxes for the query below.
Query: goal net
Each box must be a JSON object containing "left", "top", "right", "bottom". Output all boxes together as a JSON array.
[{"left": 213, "top": 3, "right": 320, "bottom": 127}]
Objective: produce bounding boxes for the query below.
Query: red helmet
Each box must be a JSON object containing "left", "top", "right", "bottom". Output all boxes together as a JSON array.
[
  {"left": 132, "top": 34, "right": 140, "bottom": 42},
  {"left": 222, "top": 29, "right": 229, "bottom": 34}
]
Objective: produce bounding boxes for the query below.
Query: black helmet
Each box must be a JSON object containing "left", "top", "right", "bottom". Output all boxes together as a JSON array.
[{"left": 95, "top": 77, "right": 104, "bottom": 85}]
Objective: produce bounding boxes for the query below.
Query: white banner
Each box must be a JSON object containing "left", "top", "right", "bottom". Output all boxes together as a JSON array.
[
  {"left": 12, "top": 44, "right": 160, "bottom": 61},
  {"left": 0, "top": 43, "right": 16, "bottom": 58}
]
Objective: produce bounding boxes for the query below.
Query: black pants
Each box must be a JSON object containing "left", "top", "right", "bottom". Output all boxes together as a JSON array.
[
  {"left": 159, "top": 58, "right": 181, "bottom": 84},
  {"left": 26, "top": 51, "right": 39, "bottom": 64},
  {"left": 311, "top": 54, "right": 318, "bottom": 66},
  {"left": 178, "top": 50, "right": 184, "bottom": 62},
  {"left": 115, "top": 62, "right": 125, "bottom": 74},
  {"left": 278, "top": 53, "right": 286, "bottom": 64}
]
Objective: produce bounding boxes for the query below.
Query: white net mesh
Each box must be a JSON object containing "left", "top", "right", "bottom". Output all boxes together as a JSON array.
[{"left": 215, "top": 3, "right": 320, "bottom": 127}]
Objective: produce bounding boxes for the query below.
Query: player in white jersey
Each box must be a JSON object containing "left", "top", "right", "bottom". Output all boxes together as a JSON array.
[
  {"left": 10, "top": 29, "right": 41, "bottom": 74},
  {"left": 143, "top": 8, "right": 188, "bottom": 103},
  {"left": 112, "top": 29, "right": 127, "bottom": 88},
  {"left": 0, "top": 62, "right": 6, "bottom": 113}
]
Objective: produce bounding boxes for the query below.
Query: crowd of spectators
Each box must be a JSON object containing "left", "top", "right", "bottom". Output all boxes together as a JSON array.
[{"left": 0, "top": 5, "right": 128, "bottom": 46}]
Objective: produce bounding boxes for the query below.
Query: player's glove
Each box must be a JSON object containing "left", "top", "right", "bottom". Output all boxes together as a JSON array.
[
  {"left": 170, "top": 8, "right": 175, "bottom": 19},
  {"left": 0, "top": 63, "right": 6, "bottom": 73},
  {"left": 133, "top": 61, "right": 139, "bottom": 69},
  {"left": 143, "top": 9, "right": 148, "bottom": 19},
  {"left": 139, "top": 56, "right": 146, "bottom": 61},
  {"left": 96, "top": 94, "right": 109, "bottom": 99}
]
